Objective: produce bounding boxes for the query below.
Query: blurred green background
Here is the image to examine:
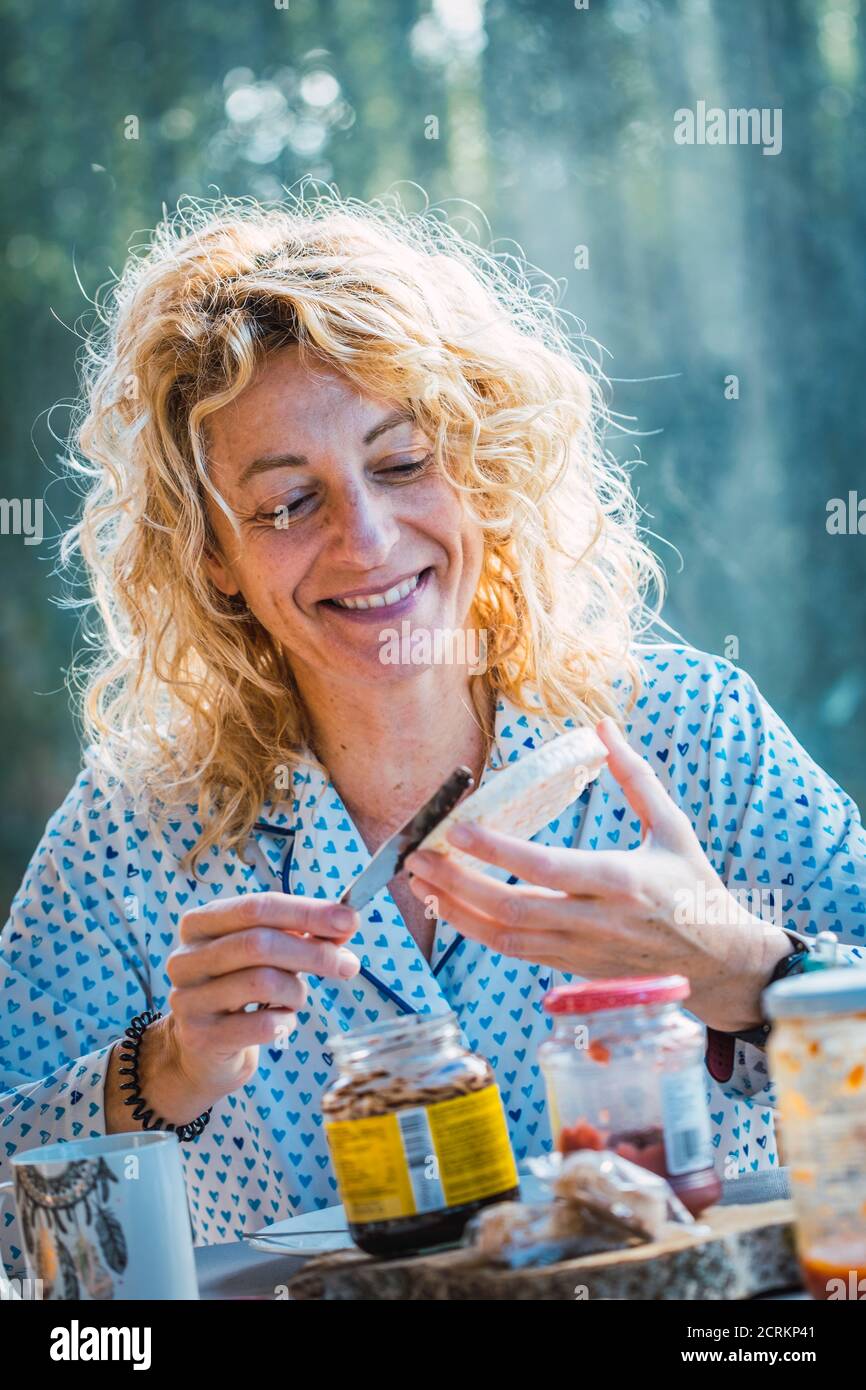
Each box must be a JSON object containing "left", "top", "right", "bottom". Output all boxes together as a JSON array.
[{"left": 2, "top": 0, "right": 864, "bottom": 910}]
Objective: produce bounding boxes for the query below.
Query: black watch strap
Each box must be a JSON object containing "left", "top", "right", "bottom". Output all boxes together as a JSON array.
[{"left": 705, "top": 934, "right": 812, "bottom": 1083}]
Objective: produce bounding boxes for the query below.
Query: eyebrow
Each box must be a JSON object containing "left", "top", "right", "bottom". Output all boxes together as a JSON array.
[{"left": 237, "top": 409, "right": 417, "bottom": 487}]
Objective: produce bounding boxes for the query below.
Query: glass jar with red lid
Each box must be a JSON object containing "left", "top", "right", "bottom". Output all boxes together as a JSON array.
[{"left": 538, "top": 976, "right": 722, "bottom": 1216}]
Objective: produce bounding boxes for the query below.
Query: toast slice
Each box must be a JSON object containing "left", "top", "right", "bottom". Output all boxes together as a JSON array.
[{"left": 418, "top": 726, "right": 608, "bottom": 862}]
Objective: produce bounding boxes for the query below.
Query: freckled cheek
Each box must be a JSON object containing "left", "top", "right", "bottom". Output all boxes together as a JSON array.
[
  {"left": 414, "top": 481, "right": 481, "bottom": 576},
  {"left": 239, "top": 536, "right": 311, "bottom": 623}
]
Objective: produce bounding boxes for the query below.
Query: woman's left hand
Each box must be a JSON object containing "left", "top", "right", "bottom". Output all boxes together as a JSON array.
[{"left": 404, "top": 717, "right": 792, "bottom": 1033}]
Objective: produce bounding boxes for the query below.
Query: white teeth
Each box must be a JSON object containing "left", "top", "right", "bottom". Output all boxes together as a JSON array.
[{"left": 332, "top": 572, "right": 421, "bottom": 610}]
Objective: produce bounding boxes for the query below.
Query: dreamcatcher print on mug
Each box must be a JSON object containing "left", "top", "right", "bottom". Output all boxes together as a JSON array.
[{"left": 15, "top": 1157, "right": 128, "bottom": 1299}]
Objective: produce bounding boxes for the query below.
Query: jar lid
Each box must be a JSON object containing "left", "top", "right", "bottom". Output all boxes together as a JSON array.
[
  {"left": 327, "top": 1008, "right": 458, "bottom": 1054},
  {"left": 764, "top": 967, "right": 866, "bottom": 1020},
  {"left": 543, "top": 975, "right": 690, "bottom": 1014}
]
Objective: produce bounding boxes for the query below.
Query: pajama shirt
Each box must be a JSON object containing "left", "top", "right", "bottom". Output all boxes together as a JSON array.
[{"left": 2, "top": 643, "right": 865, "bottom": 1274}]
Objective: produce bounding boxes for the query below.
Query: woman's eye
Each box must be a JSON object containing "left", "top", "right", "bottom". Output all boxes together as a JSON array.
[
  {"left": 256, "top": 495, "right": 314, "bottom": 526},
  {"left": 380, "top": 451, "right": 432, "bottom": 478},
  {"left": 252, "top": 452, "right": 432, "bottom": 527}
]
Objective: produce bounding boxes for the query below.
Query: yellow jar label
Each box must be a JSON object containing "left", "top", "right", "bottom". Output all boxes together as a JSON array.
[{"left": 325, "top": 1084, "right": 518, "bottom": 1225}]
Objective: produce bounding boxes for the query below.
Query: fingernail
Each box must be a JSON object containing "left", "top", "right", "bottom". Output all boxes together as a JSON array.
[
  {"left": 447, "top": 823, "right": 474, "bottom": 847},
  {"left": 337, "top": 948, "right": 360, "bottom": 979},
  {"left": 330, "top": 907, "right": 358, "bottom": 933}
]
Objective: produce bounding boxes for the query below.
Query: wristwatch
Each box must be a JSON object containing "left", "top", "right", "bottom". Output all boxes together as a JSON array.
[{"left": 705, "top": 930, "right": 814, "bottom": 1083}]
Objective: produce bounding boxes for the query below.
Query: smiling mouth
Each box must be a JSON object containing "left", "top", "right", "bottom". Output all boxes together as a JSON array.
[{"left": 323, "top": 568, "right": 431, "bottom": 611}]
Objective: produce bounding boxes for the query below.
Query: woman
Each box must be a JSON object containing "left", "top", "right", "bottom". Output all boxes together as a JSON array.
[{"left": 2, "top": 193, "right": 864, "bottom": 1267}]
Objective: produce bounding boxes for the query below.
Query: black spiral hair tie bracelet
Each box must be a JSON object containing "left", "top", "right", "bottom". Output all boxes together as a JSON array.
[{"left": 117, "top": 1009, "right": 212, "bottom": 1142}]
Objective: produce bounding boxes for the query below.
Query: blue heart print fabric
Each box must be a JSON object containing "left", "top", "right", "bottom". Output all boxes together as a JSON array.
[{"left": 2, "top": 644, "right": 865, "bottom": 1274}]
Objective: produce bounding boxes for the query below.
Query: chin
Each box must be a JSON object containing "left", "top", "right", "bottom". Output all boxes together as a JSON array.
[{"left": 340, "top": 639, "right": 443, "bottom": 685}]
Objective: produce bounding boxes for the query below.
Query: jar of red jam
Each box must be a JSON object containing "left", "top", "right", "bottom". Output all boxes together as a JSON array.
[{"left": 538, "top": 976, "right": 722, "bottom": 1216}]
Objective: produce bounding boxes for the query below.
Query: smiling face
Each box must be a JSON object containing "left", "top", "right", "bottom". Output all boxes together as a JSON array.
[{"left": 202, "top": 346, "right": 485, "bottom": 696}]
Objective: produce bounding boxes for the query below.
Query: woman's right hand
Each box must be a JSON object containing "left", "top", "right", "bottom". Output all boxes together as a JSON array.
[{"left": 109, "top": 894, "right": 361, "bottom": 1129}]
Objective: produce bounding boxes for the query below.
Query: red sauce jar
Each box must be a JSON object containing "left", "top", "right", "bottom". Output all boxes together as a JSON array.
[{"left": 538, "top": 976, "right": 722, "bottom": 1216}]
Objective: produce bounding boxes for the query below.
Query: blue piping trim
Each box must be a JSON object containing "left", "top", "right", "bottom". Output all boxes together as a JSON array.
[{"left": 432, "top": 932, "right": 464, "bottom": 977}]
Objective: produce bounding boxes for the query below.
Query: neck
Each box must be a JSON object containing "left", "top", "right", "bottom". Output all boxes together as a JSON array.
[{"left": 295, "top": 666, "right": 494, "bottom": 849}]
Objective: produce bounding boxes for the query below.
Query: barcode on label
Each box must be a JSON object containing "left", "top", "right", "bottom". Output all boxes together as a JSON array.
[
  {"left": 668, "top": 1127, "right": 701, "bottom": 1173},
  {"left": 398, "top": 1110, "right": 431, "bottom": 1169},
  {"left": 660, "top": 1068, "right": 714, "bottom": 1176},
  {"left": 397, "top": 1107, "right": 445, "bottom": 1213}
]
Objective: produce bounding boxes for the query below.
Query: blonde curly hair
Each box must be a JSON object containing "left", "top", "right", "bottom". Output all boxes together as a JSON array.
[{"left": 62, "top": 187, "right": 666, "bottom": 873}]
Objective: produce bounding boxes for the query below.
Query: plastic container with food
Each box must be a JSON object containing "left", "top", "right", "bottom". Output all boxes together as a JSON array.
[
  {"left": 765, "top": 967, "right": 866, "bottom": 1300},
  {"left": 322, "top": 1011, "right": 519, "bottom": 1256},
  {"left": 538, "top": 976, "right": 722, "bottom": 1216}
]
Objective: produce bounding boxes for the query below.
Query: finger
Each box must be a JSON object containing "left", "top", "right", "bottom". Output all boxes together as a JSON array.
[
  {"left": 169, "top": 927, "right": 360, "bottom": 988},
  {"left": 407, "top": 863, "right": 638, "bottom": 936},
  {"left": 407, "top": 874, "right": 576, "bottom": 964},
  {"left": 405, "top": 849, "right": 567, "bottom": 921},
  {"left": 170, "top": 967, "right": 310, "bottom": 1018},
  {"left": 410, "top": 827, "right": 634, "bottom": 897},
  {"left": 183, "top": 1009, "right": 300, "bottom": 1053},
  {"left": 596, "top": 717, "right": 685, "bottom": 841},
  {"left": 180, "top": 892, "right": 359, "bottom": 945}
]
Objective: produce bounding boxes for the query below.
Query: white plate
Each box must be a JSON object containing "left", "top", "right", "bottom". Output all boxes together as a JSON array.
[{"left": 248, "top": 1173, "right": 549, "bottom": 1256}]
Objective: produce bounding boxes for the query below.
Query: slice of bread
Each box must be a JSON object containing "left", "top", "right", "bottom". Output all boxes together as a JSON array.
[{"left": 418, "top": 727, "right": 608, "bottom": 862}]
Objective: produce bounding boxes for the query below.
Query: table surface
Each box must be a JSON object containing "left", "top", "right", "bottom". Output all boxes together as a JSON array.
[{"left": 194, "top": 1167, "right": 809, "bottom": 1300}]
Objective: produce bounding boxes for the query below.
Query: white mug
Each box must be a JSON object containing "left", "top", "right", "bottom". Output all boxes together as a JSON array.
[{"left": 0, "top": 1131, "right": 199, "bottom": 1300}]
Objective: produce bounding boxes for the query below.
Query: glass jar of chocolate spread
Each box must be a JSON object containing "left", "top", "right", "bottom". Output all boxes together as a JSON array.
[
  {"left": 322, "top": 1011, "right": 519, "bottom": 1256},
  {"left": 538, "top": 976, "right": 722, "bottom": 1216}
]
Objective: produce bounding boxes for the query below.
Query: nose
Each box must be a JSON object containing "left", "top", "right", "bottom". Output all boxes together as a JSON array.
[{"left": 327, "top": 483, "right": 402, "bottom": 569}]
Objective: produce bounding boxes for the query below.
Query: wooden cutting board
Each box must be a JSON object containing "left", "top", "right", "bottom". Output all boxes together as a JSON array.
[{"left": 286, "top": 1199, "right": 798, "bottom": 1300}]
